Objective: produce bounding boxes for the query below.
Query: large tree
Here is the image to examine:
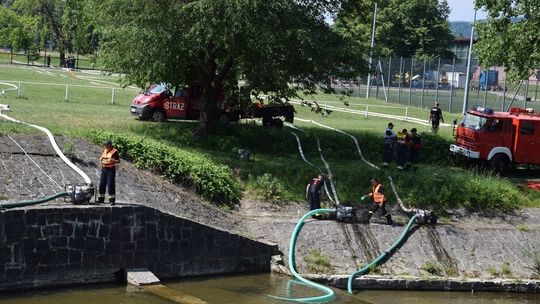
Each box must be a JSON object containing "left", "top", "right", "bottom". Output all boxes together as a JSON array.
[
  {"left": 475, "top": 0, "right": 540, "bottom": 81},
  {"left": 0, "top": 6, "right": 32, "bottom": 50},
  {"left": 12, "top": 0, "right": 95, "bottom": 65},
  {"left": 91, "top": 0, "right": 363, "bottom": 136},
  {"left": 336, "top": 0, "right": 453, "bottom": 59}
]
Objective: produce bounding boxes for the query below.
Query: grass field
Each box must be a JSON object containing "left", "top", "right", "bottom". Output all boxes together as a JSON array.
[{"left": 1, "top": 65, "right": 538, "bottom": 212}]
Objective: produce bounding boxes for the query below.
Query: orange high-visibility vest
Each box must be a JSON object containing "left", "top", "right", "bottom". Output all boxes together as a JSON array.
[
  {"left": 372, "top": 184, "right": 385, "bottom": 205},
  {"left": 101, "top": 148, "right": 118, "bottom": 168}
]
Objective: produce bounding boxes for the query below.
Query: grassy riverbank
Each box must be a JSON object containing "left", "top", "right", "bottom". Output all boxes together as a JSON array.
[{"left": 1, "top": 65, "right": 538, "bottom": 211}]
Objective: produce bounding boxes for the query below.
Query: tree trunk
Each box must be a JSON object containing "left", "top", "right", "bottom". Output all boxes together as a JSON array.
[
  {"left": 59, "top": 50, "right": 65, "bottom": 67},
  {"left": 197, "top": 85, "right": 218, "bottom": 138}
]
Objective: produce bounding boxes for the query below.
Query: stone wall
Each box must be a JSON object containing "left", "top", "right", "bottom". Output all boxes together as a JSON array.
[{"left": 0, "top": 205, "right": 278, "bottom": 291}]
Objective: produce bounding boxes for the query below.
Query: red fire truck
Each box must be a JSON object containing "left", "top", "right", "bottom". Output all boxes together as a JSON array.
[
  {"left": 130, "top": 83, "right": 294, "bottom": 127},
  {"left": 450, "top": 106, "right": 540, "bottom": 172}
]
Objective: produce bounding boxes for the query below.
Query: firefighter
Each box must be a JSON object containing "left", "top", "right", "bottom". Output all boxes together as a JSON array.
[
  {"left": 383, "top": 122, "right": 396, "bottom": 166},
  {"left": 306, "top": 174, "right": 325, "bottom": 218},
  {"left": 428, "top": 101, "right": 444, "bottom": 134},
  {"left": 362, "top": 178, "right": 393, "bottom": 225},
  {"left": 408, "top": 128, "right": 421, "bottom": 170},
  {"left": 98, "top": 140, "right": 120, "bottom": 204},
  {"left": 396, "top": 128, "right": 409, "bottom": 170}
]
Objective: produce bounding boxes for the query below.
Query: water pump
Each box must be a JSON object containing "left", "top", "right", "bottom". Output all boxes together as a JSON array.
[
  {"left": 411, "top": 208, "right": 437, "bottom": 225},
  {"left": 64, "top": 183, "right": 95, "bottom": 204}
]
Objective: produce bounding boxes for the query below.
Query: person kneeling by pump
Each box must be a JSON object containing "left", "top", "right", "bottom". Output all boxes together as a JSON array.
[{"left": 361, "top": 178, "right": 393, "bottom": 225}]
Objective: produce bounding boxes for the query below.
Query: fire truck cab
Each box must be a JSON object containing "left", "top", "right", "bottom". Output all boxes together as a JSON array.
[{"left": 450, "top": 107, "right": 540, "bottom": 172}]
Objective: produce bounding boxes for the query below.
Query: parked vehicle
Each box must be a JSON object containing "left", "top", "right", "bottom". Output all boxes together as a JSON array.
[
  {"left": 450, "top": 106, "right": 540, "bottom": 172},
  {"left": 130, "top": 84, "right": 294, "bottom": 127}
]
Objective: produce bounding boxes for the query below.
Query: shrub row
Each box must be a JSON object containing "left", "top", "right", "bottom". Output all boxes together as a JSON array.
[{"left": 84, "top": 130, "right": 241, "bottom": 206}]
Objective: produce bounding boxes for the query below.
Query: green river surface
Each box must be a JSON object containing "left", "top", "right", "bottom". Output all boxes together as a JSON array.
[{"left": 0, "top": 273, "right": 538, "bottom": 304}]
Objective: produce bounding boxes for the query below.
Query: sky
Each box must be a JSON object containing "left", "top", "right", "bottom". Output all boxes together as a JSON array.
[{"left": 446, "top": 0, "right": 488, "bottom": 22}]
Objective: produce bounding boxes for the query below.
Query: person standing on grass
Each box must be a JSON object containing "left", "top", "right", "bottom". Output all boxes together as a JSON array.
[
  {"left": 383, "top": 122, "right": 396, "bottom": 166},
  {"left": 429, "top": 101, "right": 444, "bottom": 134},
  {"left": 98, "top": 140, "right": 120, "bottom": 205},
  {"left": 408, "top": 128, "right": 421, "bottom": 170},
  {"left": 396, "top": 128, "right": 409, "bottom": 170}
]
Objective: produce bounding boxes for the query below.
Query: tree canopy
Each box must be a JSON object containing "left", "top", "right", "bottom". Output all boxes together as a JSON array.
[
  {"left": 475, "top": 0, "right": 540, "bottom": 81},
  {"left": 335, "top": 0, "right": 454, "bottom": 59},
  {"left": 91, "top": 0, "right": 364, "bottom": 135}
]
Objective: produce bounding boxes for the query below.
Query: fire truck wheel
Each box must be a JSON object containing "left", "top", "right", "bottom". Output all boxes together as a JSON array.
[
  {"left": 151, "top": 109, "right": 165, "bottom": 122},
  {"left": 262, "top": 117, "right": 273, "bottom": 127},
  {"left": 218, "top": 113, "right": 230, "bottom": 124},
  {"left": 272, "top": 118, "right": 284, "bottom": 128},
  {"left": 489, "top": 154, "right": 511, "bottom": 174}
]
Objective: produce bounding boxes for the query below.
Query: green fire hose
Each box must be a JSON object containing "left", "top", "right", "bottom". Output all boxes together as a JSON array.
[
  {"left": 270, "top": 208, "right": 336, "bottom": 303},
  {"left": 347, "top": 214, "right": 419, "bottom": 294},
  {"left": 0, "top": 192, "right": 68, "bottom": 209}
]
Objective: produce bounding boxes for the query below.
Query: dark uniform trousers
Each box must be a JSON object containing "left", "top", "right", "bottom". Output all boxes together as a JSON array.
[{"left": 98, "top": 167, "right": 116, "bottom": 204}]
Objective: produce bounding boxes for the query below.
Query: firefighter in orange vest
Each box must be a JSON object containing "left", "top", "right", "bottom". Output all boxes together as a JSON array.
[
  {"left": 362, "top": 178, "right": 393, "bottom": 225},
  {"left": 98, "top": 140, "right": 120, "bottom": 204}
]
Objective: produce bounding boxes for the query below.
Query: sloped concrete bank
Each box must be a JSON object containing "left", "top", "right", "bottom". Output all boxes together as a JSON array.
[
  {"left": 0, "top": 204, "right": 278, "bottom": 292},
  {"left": 239, "top": 201, "right": 540, "bottom": 293}
]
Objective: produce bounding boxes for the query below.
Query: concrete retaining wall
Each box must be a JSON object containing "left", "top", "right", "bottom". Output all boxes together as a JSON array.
[{"left": 0, "top": 205, "right": 278, "bottom": 291}]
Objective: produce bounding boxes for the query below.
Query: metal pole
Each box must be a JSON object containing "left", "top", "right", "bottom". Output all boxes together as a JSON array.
[
  {"left": 502, "top": 64, "right": 506, "bottom": 111},
  {"left": 435, "top": 57, "right": 441, "bottom": 101},
  {"left": 17, "top": 81, "right": 21, "bottom": 98},
  {"left": 524, "top": 79, "right": 530, "bottom": 108},
  {"left": 65, "top": 85, "right": 69, "bottom": 101},
  {"left": 111, "top": 87, "right": 115, "bottom": 105},
  {"left": 398, "top": 56, "right": 403, "bottom": 104},
  {"left": 387, "top": 57, "right": 392, "bottom": 102},
  {"left": 463, "top": 9, "right": 477, "bottom": 114},
  {"left": 421, "top": 57, "right": 426, "bottom": 108},
  {"left": 483, "top": 70, "right": 489, "bottom": 107},
  {"left": 44, "top": 49, "right": 47, "bottom": 67},
  {"left": 408, "top": 58, "right": 414, "bottom": 106},
  {"left": 366, "top": 2, "right": 377, "bottom": 99},
  {"left": 450, "top": 54, "right": 456, "bottom": 112},
  {"left": 535, "top": 78, "right": 539, "bottom": 102}
]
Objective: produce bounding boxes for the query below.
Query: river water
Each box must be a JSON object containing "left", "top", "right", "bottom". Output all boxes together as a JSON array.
[{"left": 1, "top": 273, "right": 538, "bottom": 304}]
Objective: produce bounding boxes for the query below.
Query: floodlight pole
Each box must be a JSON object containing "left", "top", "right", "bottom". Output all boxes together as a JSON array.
[
  {"left": 366, "top": 2, "right": 377, "bottom": 99},
  {"left": 462, "top": 8, "right": 477, "bottom": 114}
]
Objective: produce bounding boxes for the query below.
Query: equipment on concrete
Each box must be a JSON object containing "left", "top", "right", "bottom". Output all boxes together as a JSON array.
[{"left": 65, "top": 183, "right": 95, "bottom": 204}]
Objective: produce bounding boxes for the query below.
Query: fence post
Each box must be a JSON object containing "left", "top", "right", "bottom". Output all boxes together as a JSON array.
[
  {"left": 435, "top": 57, "right": 441, "bottom": 102},
  {"left": 408, "top": 58, "right": 414, "bottom": 106},
  {"left": 65, "top": 85, "right": 69, "bottom": 101},
  {"left": 398, "top": 57, "right": 403, "bottom": 104},
  {"left": 405, "top": 107, "right": 408, "bottom": 122},
  {"left": 17, "top": 82, "right": 21, "bottom": 98},
  {"left": 449, "top": 55, "right": 456, "bottom": 112},
  {"left": 387, "top": 57, "right": 392, "bottom": 102},
  {"left": 421, "top": 57, "right": 426, "bottom": 108},
  {"left": 502, "top": 64, "right": 506, "bottom": 111},
  {"left": 524, "top": 79, "right": 530, "bottom": 108},
  {"left": 111, "top": 87, "right": 115, "bottom": 105},
  {"left": 365, "top": 105, "right": 369, "bottom": 118},
  {"left": 535, "top": 78, "right": 539, "bottom": 102}
]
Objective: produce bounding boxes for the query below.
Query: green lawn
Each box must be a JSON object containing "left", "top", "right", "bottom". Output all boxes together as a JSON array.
[{"left": 1, "top": 65, "right": 537, "bottom": 211}]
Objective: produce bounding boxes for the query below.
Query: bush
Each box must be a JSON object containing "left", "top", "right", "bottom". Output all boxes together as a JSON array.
[
  {"left": 246, "top": 173, "right": 285, "bottom": 202},
  {"left": 84, "top": 130, "right": 241, "bottom": 207}
]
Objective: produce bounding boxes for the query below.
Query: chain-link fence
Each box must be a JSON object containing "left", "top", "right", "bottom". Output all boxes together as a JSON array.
[
  {"left": 0, "top": 49, "right": 98, "bottom": 70},
  {"left": 333, "top": 56, "right": 540, "bottom": 114}
]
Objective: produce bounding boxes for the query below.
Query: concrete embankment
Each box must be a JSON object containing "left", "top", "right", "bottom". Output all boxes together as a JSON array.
[
  {"left": 239, "top": 201, "right": 540, "bottom": 292},
  {"left": 0, "top": 204, "right": 277, "bottom": 291}
]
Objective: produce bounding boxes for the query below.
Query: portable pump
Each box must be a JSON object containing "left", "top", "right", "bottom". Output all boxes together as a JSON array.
[
  {"left": 64, "top": 183, "right": 95, "bottom": 204},
  {"left": 411, "top": 208, "right": 437, "bottom": 225}
]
